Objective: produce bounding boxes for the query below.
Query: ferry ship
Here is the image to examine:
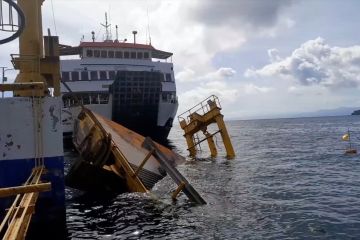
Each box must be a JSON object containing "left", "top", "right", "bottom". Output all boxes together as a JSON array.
[
  {"left": 60, "top": 22, "right": 178, "bottom": 143},
  {"left": 0, "top": 0, "right": 64, "bottom": 238}
]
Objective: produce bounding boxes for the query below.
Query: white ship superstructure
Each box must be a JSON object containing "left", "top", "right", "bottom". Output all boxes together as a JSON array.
[{"left": 60, "top": 38, "right": 178, "bottom": 142}]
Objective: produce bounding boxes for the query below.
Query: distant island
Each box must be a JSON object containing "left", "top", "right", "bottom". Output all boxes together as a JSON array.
[{"left": 351, "top": 110, "right": 360, "bottom": 115}]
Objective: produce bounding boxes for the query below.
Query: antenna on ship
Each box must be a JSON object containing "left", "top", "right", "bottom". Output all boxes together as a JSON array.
[
  {"left": 101, "top": 12, "right": 112, "bottom": 41},
  {"left": 115, "top": 25, "right": 119, "bottom": 41},
  {"left": 91, "top": 31, "right": 95, "bottom": 42},
  {"left": 132, "top": 30, "right": 137, "bottom": 45},
  {"left": 146, "top": 0, "right": 152, "bottom": 45}
]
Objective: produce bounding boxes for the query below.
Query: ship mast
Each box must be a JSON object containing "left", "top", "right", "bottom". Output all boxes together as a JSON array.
[{"left": 101, "top": 12, "right": 112, "bottom": 41}]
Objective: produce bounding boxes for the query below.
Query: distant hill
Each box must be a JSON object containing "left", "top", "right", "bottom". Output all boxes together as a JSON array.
[
  {"left": 288, "top": 107, "right": 360, "bottom": 118},
  {"left": 236, "top": 107, "right": 360, "bottom": 121},
  {"left": 351, "top": 110, "right": 360, "bottom": 115}
]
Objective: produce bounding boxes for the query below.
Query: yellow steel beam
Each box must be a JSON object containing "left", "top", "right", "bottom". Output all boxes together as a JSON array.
[
  {"left": 171, "top": 181, "right": 186, "bottom": 201},
  {"left": 215, "top": 115, "right": 235, "bottom": 159},
  {"left": 0, "top": 183, "right": 51, "bottom": 198},
  {"left": 1, "top": 167, "right": 46, "bottom": 240},
  {"left": 204, "top": 132, "right": 217, "bottom": 157},
  {"left": 132, "top": 149, "right": 155, "bottom": 177},
  {"left": 112, "top": 145, "right": 148, "bottom": 193},
  {"left": 0, "top": 82, "right": 45, "bottom": 92}
]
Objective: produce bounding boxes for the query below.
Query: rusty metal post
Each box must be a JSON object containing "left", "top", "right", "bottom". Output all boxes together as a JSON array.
[
  {"left": 215, "top": 115, "right": 235, "bottom": 159},
  {"left": 204, "top": 131, "right": 217, "bottom": 157}
]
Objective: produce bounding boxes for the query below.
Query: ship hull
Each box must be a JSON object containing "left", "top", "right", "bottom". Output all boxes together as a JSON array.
[
  {"left": 0, "top": 97, "right": 65, "bottom": 237},
  {"left": 111, "top": 105, "right": 172, "bottom": 144}
]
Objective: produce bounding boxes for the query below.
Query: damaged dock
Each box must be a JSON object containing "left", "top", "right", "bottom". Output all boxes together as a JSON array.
[{"left": 67, "top": 107, "right": 206, "bottom": 204}]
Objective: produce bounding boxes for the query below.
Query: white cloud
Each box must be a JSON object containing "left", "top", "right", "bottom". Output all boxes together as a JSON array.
[
  {"left": 244, "top": 84, "right": 273, "bottom": 94},
  {"left": 0, "top": 0, "right": 298, "bottom": 120},
  {"left": 245, "top": 37, "right": 360, "bottom": 89},
  {"left": 177, "top": 67, "right": 236, "bottom": 83}
]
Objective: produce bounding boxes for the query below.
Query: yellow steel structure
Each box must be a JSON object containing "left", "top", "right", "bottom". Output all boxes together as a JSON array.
[
  {"left": 178, "top": 95, "right": 235, "bottom": 159},
  {"left": 71, "top": 108, "right": 206, "bottom": 204},
  {"left": 0, "top": 167, "right": 51, "bottom": 240},
  {"left": 8, "top": 0, "right": 61, "bottom": 97}
]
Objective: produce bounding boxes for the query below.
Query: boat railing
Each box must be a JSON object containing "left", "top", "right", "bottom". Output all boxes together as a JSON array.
[{"left": 177, "top": 95, "right": 221, "bottom": 125}]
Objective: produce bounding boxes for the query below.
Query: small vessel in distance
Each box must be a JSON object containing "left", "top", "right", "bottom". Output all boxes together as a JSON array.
[{"left": 60, "top": 17, "right": 178, "bottom": 143}]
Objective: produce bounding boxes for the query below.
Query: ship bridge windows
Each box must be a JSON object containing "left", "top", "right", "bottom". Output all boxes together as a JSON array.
[
  {"left": 162, "top": 92, "right": 177, "bottom": 103},
  {"left": 86, "top": 49, "right": 93, "bottom": 57},
  {"left": 90, "top": 71, "right": 98, "bottom": 80},
  {"left": 71, "top": 71, "right": 79, "bottom": 81},
  {"left": 165, "top": 73, "right": 172, "bottom": 82},
  {"left": 101, "top": 50, "right": 107, "bottom": 58},
  {"left": 81, "top": 71, "right": 89, "bottom": 81},
  {"left": 61, "top": 72, "right": 70, "bottom": 81},
  {"left": 62, "top": 93, "right": 109, "bottom": 107},
  {"left": 109, "top": 71, "right": 116, "bottom": 79},
  {"left": 115, "top": 51, "right": 123, "bottom": 58},
  {"left": 94, "top": 50, "right": 100, "bottom": 58},
  {"left": 83, "top": 49, "right": 151, "bottom": 60},
  {"left": 99, "top": 71, "right": 107, "bottom": 80}
]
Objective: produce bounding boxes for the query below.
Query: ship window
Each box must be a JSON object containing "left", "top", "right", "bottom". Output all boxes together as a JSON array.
[
  {"left": 90, "top": 71, "right": 98, "bottom": 80},
  {"left": 108, "top": 51, "right": 114, "bottom": 58},
  {"left": 137, "top": 52, "right": 143, "bottom": 59},
  {"left": 144, "top": 52, "right": 149, "bottom": 59},
  {"left": 94, "top": 50, "right": 100, "bottom": 58},
  {"left": 108, "top": 71, "right": 116, "bottom": 79},
  {"left": 124, "top": 51, "right": 130, "bottom": 59},
  {"left": 81, "top": 71, "right": 89, "bottom": 81},
  {"left": 71, "top": 71, "right": 79, "bottom": 81},
  {"left": 61, "top": 72, "right": 70, "bottom": 81},
  {"left": 115, "top": 51, "right": 123, "bottom": 58},
  {"left": 86, "top": 50, "right": 93, "bottom": 57},
  {"left": 100, "top": 71, "right": 107, "bottom": 79},
  {"left": 162, "top": 93, "right": 167, "bottom": 101},
  {"left": 101, "top": 50, "right": 107, "bottom": 58},
  {"left": 166, "top": 73, "right": 172, "bottom": 82},
  {"left": 131, "top": 52, "right": 136, "bottom": 59}
]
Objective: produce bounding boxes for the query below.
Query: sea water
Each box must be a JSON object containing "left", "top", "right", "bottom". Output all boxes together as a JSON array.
[{"left": 64, "top": 116, "right": 360, "bottom": 239}]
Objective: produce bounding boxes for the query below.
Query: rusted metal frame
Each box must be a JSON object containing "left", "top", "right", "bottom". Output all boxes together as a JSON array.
[
  {"left": 111, "top": 144, "right": 148, "bottom": 193},
  {"left": 177, "top": 95, "right": 220, "bottom": 124},
  {"left": 0, "top": 182, "right": 51, "bottom": 198},
  {"left": 187, "top": 129, "right": 222, "bottom": 151},
  {"left": 81, "top": 108, "right": 149, "bottom": 192},
  {"left": 132, "top": 149, "right": 155, "bottom": 177},
  {"left": 93, "top": 133, "right": 112, "bottom": 167},
  {"left": 83, "top": 108, "right": 148, "bottom": 191},
  {"left": 76, "top": 125, "right": 96, "bottom": 151},
  {"left": 142, "top": 137, "right": 206, "bottom": 205}
]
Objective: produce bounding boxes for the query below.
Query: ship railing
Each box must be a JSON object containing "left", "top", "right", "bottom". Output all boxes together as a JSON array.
[{"left": 177, "top": 95, "right": 221, "bottom": 125}]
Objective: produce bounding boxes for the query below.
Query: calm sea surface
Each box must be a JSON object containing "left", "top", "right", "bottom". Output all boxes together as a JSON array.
[{"left": 64, "top": 116, "right": 360, "bottom": 239}]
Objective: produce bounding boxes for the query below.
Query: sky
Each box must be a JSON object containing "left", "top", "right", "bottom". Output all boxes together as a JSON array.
[{"left": 1, "top": 0, "right": 360, "bottom": 120}]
